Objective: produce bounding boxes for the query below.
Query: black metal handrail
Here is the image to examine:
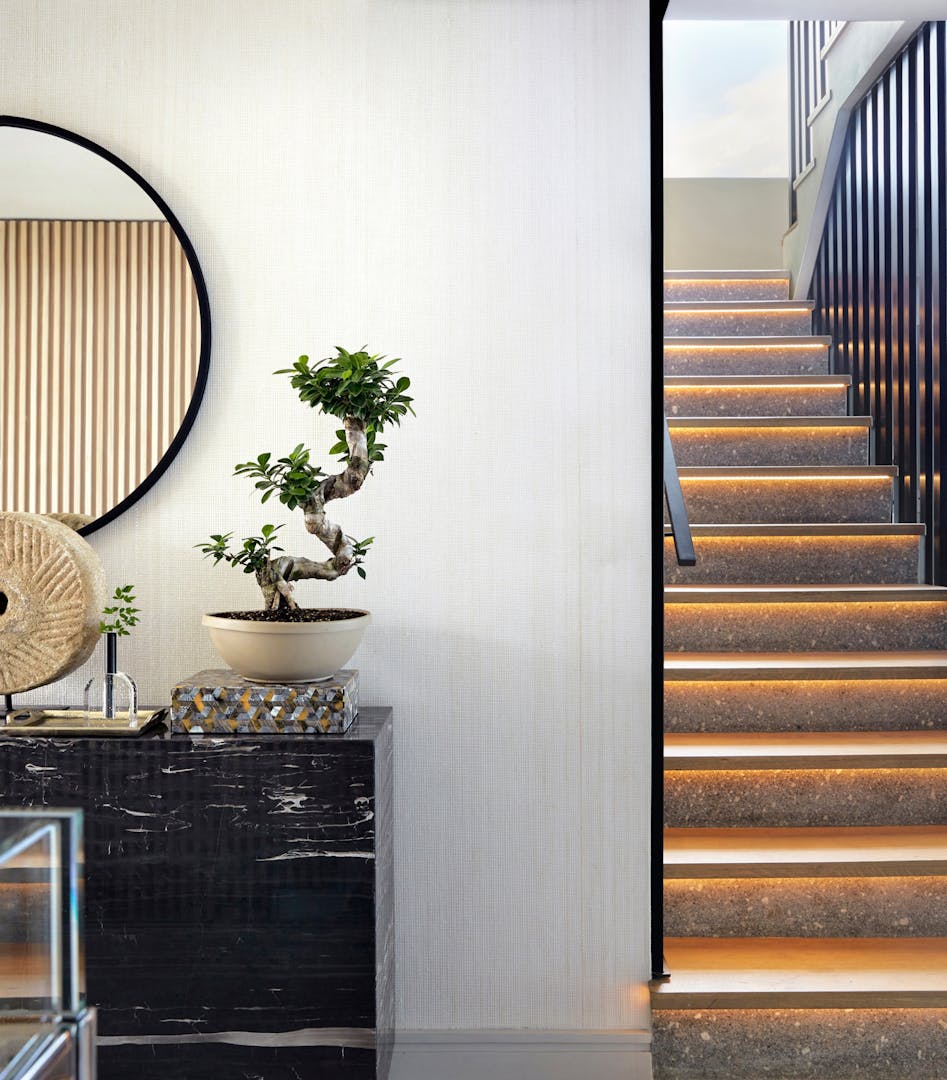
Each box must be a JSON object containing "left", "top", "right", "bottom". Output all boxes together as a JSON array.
[{"left": 664, "top": 417, "right": 696, "bottom": 567}]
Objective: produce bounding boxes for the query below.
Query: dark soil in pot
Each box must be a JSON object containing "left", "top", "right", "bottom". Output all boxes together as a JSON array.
[{"left": 211, "top": 608, "right": 369, "bottom": 623}]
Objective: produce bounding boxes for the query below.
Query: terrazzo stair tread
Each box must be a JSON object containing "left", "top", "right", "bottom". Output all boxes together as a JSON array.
[
  {"left": 669, "top": 466, "right": 897, "bottom": 525},
  {"left": 667, "top": 415, "right": 870, "bottom": 429},
  {"left": 665, "top": 584, "right": 947, "bottom": 603},
  {"left": 666, "top": 375, "right": 849, "bottom": 386},
  {"left": 664, "top": 300, "right": 816, "bottom": 312},
  {"left": 652, "top": 936, "right": 947, "bottom": 1009},
  {"left": 663, "top": 282, "right": 791, "bottom": 304},
  {"left": 664, "top": 270, "right": 791, "bottom": 279},
  {"left": 664, "top": 337, "right": 832, "bottom": 376},
  {"left": 664, "top": 730, "right": 947, "bottom": 770},
  {"left": 664, "top": 674, "right": 947, "bottom": 733},
  {"left": 665, "top": 335, "right": 832, "bottom": 345},
  {"left": 667, "top": 417, "right": 871, "bottom": 467},
  {"left": 664, "top": 523, "right": 921, "bottom": 537},
  {"left": 665, "top": 375, "right": 851, "bottom": 419},
  {"left": 652, "top": 1008, "right": 947, "bottom": 1080},
  {"left": 665, "top": 302, "right": 814, "bottom": 338},
  {"left": 663, "top": 528, "right": 923, "bottom": 585},
  {"left": 664, "top": 874, "right": 947, "bottom": 940},
  {"left": 664, "top": 585, "right": 947, "bottom": 652},
  {"left": 665, "top": 650, "right": 947, "bottom": 681},
  {"left": 677, "top": 464, "right": 893, "bottom": 476},
  {"left": 664, "top": 825, "right": 947, "bottom": 878}
]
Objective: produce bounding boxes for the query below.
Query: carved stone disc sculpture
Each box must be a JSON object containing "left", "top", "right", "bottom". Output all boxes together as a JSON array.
[{"left": 0, "top": 512, "right": 106, "bottom": 694}]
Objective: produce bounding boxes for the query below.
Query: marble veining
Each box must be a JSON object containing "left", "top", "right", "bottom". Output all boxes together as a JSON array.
[{"left": 0, "top": 708, "right": 393, "bottom": 1080}]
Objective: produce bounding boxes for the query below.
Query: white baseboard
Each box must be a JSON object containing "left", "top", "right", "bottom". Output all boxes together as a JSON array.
[{"left": 390, "top": 1029, "right": 652, "bottom": 1080}]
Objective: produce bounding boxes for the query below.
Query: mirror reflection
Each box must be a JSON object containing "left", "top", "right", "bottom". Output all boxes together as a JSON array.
[{"left": 0, "top": 122, "right": 207, "bottom": 532}]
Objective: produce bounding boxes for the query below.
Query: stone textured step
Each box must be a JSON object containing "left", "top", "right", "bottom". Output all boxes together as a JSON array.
[
  {"left": 665, "top": 873, "right": 947, "bottom": 939},
  {"left": 668, "top": 466, "right": 895, "bottom": 525},
  {"left": 665, "top": 825, "right": 947, "bottom": 939},
  {"left": 664, "top": 336, "right": 831, "bottom": 377},
  {"left": 667, "top": 416, "right": 870, "bottom": 467},
  {"left": 665, "top": 660, "right": 947, "bottom": 738},
  {"left": 653, "top": 937, "right": 947, "bottom": 1008},
  {"left": 664, "top": 270, "right": 790, "bottom": 303},
  {"left": 665, "top": 761, "right": 947, "bottom": 830},
  {"left": 663, "top": 524, "right": 923, "bottom": 586},
  {"left": 665, "top": 825, "right": 947, "bottom": 878},
  {"left": 665, "top": 374, "right": 849, "bottom": 417},
  {"left": 652, "top": 1005, "right": 947, "bottom": 1079},
  {"left": 664, "top": 586, "right": 947, "bottom": 653},
  {"left": 665, "top": 300, "right": 814, "bottom": 337},
  {"left": 665, "top": 730, "right": 947, "bottom": 770}
]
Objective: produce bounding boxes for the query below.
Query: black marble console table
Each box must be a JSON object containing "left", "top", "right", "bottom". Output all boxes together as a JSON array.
[{"left": 0, "top": 707, "right": 393, "bottom": 1080}]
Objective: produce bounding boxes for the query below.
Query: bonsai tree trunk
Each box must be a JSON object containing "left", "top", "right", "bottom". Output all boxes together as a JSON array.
[{"left": 259, "top": 417, "right": 370, "bottom": 611}]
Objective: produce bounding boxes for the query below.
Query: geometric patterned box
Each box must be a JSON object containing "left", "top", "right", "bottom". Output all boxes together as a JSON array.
[{"left": 170, "top": 668, "right": 359, "bottom": 734}]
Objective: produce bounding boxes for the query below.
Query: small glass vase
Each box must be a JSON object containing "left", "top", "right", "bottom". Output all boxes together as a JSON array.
[{"left": 83, "top": 632, "right": 138, "bottom": 728}]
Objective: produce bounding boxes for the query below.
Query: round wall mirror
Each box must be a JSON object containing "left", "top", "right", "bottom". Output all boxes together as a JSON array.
[{"left": 0, "top": 116, "right": 211, "bottom": 535}]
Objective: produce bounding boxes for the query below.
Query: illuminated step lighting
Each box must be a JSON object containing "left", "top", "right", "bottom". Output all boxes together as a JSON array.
[
  {"left": 653, "top": 937, "right": 947, "bottom": 1009},
  {"left": 665, "top": 375, "right": 848, "bottom": 385},
  {"left": 664, "top": 277, "right": 790, "bottom": 283},
  {"left": 663, "top": 523, "right": 922, "bottom": 535},
  {"left": 664, "top": 825, "right": 947, "bottom": 878},
  {"left": 664, "top": 652, "right": 947, "bottom": 681},
  {"left": 681, "top": 475, "right": 886, "bottom": 482},
  {"left": 664, "top": 342, "right": 829, "bottom": 349},
  {"left": 664, "top": 730, "right": 947, "bottom": 770},
  {"left": 666, "top": 308, "right": 812, "bottom": 314}
]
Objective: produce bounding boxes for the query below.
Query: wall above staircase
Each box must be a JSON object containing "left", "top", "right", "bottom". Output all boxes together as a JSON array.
[{"left": 664, "top": 179, "right": 787, "bottom": 269}]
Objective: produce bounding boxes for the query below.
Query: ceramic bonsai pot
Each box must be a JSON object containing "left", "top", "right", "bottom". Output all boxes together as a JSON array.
[{"left": 202, "top": 608, "right": 371, "bottom": 683}]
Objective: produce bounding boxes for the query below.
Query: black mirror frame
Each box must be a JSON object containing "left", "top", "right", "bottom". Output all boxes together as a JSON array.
[{"left": 0, "top": 114, "right": 212, "bottom": 537}]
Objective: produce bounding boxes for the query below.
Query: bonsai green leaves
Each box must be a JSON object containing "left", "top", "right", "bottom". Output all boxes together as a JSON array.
[{"left": 198, "top": 348, "right": 413, "bottom": 613}]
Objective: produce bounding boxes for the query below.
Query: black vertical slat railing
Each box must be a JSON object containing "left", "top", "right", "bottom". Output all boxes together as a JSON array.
[
  {"left": 810, "top": 21, "right": 947, "bottom": 583},
  {"left": 790, "top": 21, "right": 846, "bottom": 225}
]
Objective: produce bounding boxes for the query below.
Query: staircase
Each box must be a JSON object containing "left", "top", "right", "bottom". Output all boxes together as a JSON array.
[{"left": 653, "top": 270, "right": 947, "bottom": 1079}]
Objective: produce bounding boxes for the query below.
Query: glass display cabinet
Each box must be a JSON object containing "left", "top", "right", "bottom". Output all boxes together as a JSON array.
[{"left": 0, "top": 810, "right": 95, "bottom": 1080}]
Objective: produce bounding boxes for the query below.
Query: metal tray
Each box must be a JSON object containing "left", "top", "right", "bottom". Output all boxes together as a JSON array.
[{"left": 0, "top": 708, "right": 166, "bottom": 737}]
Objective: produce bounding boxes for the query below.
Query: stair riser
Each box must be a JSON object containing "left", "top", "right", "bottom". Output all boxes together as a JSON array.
[
  {"left": 669, "top": 427, "right": 868, "bottom": 467},
  {"left": 665, "top": 478, "right": 894, "bottom": 524},
  {"left": 666, "top": 386, "right": 848, "bottom": 417},
  {"left": 665, "top": 769, "right": 947, "bottom": 828},
  {"left": 665, "top": 680, "right": 947, "bottom": 733},
  {"left": 665, "top": 311, "right": 812, "bottom": 336},
  {"left": 664, "top": 536, "right": 922, "bottom": 585},
  {"left": 665, "top": 346, "right": 829, "bottom": 377},
  {"left": 652, "top": 1008, "right": 947, "bottom": 1079},
  {"left": 664, "top": 281, "right": 789, "bottom": 302},
  {"left": 665, "top": 877, "right": 947, "bottom": 938},
  {"left": 665, "top": 602, "right": 947, "bottom": 653}
]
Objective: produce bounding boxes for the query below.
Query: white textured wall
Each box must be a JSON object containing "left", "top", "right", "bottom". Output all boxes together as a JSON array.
[{"left": 3, "top": 0, "right": 652, "bottom": 1037}]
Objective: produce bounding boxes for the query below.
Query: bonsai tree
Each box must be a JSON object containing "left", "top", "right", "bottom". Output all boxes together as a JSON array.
[{"left": 198, "top": 347, "right": 413, "bottom": 614}]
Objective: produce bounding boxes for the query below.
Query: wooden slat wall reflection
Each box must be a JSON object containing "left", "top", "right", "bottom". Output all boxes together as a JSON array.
[
  {"left": 0, "top": 219, "right": 199, "bottom": 522},
  {"left": 811, "top": 22, "right": 947, "bottom": 583}
]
